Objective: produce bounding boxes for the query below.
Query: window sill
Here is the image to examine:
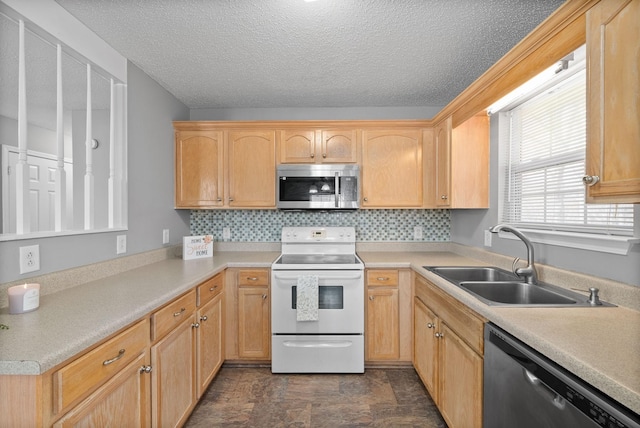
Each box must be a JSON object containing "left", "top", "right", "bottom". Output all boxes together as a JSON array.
[{"left": 497, "top": 229, "right": 638, "bottom": 255}]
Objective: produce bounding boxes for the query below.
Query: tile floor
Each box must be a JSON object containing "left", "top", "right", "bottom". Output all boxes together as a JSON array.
[{"left": 185, "top": 366, "right": 447, "bottom": 427}]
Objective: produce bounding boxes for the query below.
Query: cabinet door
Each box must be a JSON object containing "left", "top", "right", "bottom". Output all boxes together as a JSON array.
[
  {"left": 366, "top": 287, "right": 399, "bottom": 361},
  {"left": 238, "top": 286, "right": 270, "bottom": 359},
  {"left": 434, "top": 118, "right": 451, "bottom": 207},
  {"left": 227, "top": 130, "right": 276, "bottom": 207},
  {"left": 320, "top": 129, "right": 358, "bottom": 163},
  {"left": 151, "top": 317, "right": 196, "bottom": 428},
  {"left": 361, "top": 129, "right": 423, "bottom": 207},
  {"left": 451, "top": 114, "right": 489, "bottom": 208},
  {"left": 413, "top": 298, "right": 438, "bottom": 402},
  {"left": 53, "top": 352, "right": 150, "bottom": 428},
  {"left": 586, "top": 0, "right": 640, "bottom": 203},
  {"left": 175, "top": 131, "right": 224, "bottom": 208},
  {"left": 279, "top": 129, "right": 317, "bottom": 163},
  {"left": 438, "top": 323, "right": 483, "bottom": 428},
  {"left": 196, "top": 292, "right": 224, "bottom": 398}
]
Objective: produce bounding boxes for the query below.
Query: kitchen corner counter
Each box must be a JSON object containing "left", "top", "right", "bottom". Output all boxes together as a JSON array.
[
  {"left": 0, "top": 251, "right": 279, "bottom": 376},
  {"left": 359, "top": 251, "right": 640, "bottom": 415}
]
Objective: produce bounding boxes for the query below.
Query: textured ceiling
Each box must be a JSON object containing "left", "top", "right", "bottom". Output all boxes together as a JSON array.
[{"left": 53, "top": 0, "right": 564, "bottom": 110}]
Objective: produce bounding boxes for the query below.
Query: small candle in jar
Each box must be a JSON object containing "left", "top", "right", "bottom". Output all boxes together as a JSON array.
[{"left": 8, "top": 283, "right": 40, "bottom": 314}]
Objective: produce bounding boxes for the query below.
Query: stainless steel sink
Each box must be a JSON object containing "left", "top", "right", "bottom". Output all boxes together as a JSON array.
[
  {"left": 460, "top": 281, "right": 577, "bottom": 306},
  {"left": 424, "top": 266, "right": 613, "bottom": 307},
  {"left": 427, "top": 266, "right": 519, "bottom": 284}
]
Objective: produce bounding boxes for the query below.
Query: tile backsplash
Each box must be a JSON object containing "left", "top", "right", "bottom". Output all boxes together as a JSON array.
[{"left": 190, "top": 209, "right": 450, "bottom": 242}]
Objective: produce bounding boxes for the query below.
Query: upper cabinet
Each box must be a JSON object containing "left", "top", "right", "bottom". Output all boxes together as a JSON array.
[
  {"left": 278, "top": 129, "right": 358, "bottom": 164},
  {"left": 585, "top": 0, "right": 640, "bottom": 203},
  {"left": 361, "top": 129, "right": 423, "bottom": 208},
  {"left": 430, "top": 115, "right": 489, "bottom": 209},
  {"left": 175, "top": 130, "right": 225, "bottom": 208},
  {"left": 174, "top": 124, "right": 276, "bottom": 209}
]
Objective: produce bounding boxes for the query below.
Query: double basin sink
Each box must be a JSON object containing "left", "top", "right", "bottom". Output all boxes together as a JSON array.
[{"left": 424, "top": 266, "right": 612, "bottom": 307}]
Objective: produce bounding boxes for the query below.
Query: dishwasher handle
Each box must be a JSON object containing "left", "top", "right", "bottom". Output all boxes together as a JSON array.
[{"left": 523, "top": 368, "right": 566, "bottom": 410}]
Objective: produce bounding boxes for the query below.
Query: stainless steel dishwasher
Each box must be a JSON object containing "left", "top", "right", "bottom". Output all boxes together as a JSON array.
[{"left": 484, "top": 323, "right": 640, "bottom": 428}]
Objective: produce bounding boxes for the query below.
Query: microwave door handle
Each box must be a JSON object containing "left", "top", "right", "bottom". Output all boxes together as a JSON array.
[{"left": 335, "top": 172, "right": 339, "bottom": 208}]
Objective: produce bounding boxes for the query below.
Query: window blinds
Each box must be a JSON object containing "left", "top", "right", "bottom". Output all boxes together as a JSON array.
[{"left": 502, "top": 69, "right": 634, "bottom": 235}]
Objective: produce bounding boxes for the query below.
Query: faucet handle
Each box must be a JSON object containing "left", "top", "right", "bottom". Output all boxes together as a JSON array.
[
  {"left": 511, "top": 257, "right": 521, "bottom": 274},
  {"left": 588, "top": 287, "right": 602, "bottom": 306}
]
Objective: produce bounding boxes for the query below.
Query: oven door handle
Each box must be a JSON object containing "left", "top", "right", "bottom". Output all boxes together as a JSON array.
[
  {"left": 282, "top": 340, "right": 354, "bottom": 349},
  {"left": 273, "top": 272, "right": 363, "bottom": 280}
]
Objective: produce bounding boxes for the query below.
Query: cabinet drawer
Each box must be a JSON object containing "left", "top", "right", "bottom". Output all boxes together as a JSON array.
[
  {"left": 53, "top": 318, "right": 150, "bottom": 414},
  {"left": 152, "top": 290, "right": 196, "bottom": 341},
  {"left": 367, "top": 270, "right": 399, "bottom": 286},
  {"left": 198, "top": 273, "right": 224, "bottom": 306},
  {"left": 237, "top": 269, "right": 269, "bottom": 286},
  {"left": 415, "top": 275, "right": 485, "bottom": 355}
]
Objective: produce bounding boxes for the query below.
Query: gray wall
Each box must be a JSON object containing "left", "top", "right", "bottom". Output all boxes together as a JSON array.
[
  {"left": 0, "top": 63, "right": 190, "bottom": 283},
  {"left": 450, "top": 114, "right": 640, "bottom": 286}
]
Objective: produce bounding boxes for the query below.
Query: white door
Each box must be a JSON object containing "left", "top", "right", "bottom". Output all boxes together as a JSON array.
[{"left": 2, "top": 146, "right": 73, "bottom": 234}]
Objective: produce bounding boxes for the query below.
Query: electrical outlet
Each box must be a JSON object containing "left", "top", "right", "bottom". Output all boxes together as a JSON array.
[
  {"left": 116, "top": 235, "right": 127, "bottom": 254},
  {"left": 19, "top": 245, "right": 40, "bottom": 274},
  {"left": 413, "top": 226, "right": 423, "bottom": 240},
  {"left": 162, "top": 229, "right": 170, "bottom": 244},
  {"left": 223, "top": 227, "right": 231, "bottom": 241},
  {"left": 484, "top": 230, "right": 492, "bottom": 247}
]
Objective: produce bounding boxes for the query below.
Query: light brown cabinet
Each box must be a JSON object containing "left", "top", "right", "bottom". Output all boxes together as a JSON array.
[
  {"left": 174, "top": 125, "right": 276, "bottom": 208},
  {"left": 196, "top": 274, "right": 225, "bottom": 398},
  {"left": 150, "top": 290, "right": 197, "bottom": 428},
  {"left": 175, "top": 130, "right": 225, "bottom": 208},
  {"left": 225, "top": 268, "right": 271, "bottom": 361},
  {"left": 366, "top": 270, "right": 400, "bottom": 361},
  {"left": 414, "top": 274, "right": 485, "bottom": 428},
  {"left": 278, "top": 128, "right": 358, "bottom": 164},
  {"left": 585, "top": 0, "right": 640, "bottom": 203},
  {"left": 361, "top": 129, "right": 423, "bottom": 208},
  {"left": 52, "top": 319, "right": 151, "bottom": 428},
  {"left": 431, "top": 115, "right": 489, "bottom": 208}
]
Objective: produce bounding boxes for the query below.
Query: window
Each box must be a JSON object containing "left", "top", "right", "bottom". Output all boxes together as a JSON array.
[{"left": 492, "top": 46, "right": 634, "bottom": 252}]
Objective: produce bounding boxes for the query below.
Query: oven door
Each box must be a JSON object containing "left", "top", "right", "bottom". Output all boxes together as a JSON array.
[{"left": 271, "top": 270, "right": 364, "bottom": 334}]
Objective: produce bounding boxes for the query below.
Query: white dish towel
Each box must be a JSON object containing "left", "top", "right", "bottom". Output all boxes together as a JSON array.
[{"left": 296, "top": 275, "right": 319, "bottom": 321}]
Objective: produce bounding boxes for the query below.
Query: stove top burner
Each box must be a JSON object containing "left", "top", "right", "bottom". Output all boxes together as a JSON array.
[{"left": 274, "top": 254, "right": 361, "bottom": 265}]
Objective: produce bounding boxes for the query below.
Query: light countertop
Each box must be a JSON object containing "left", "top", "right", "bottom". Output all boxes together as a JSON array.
[{"left": 1, "top": 249, "right": 638, "bottom": 415}]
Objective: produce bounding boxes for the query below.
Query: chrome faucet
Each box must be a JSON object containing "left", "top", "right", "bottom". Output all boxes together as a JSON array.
[{"left": 490, "top": 224, "right": 538, "bottom": 284}]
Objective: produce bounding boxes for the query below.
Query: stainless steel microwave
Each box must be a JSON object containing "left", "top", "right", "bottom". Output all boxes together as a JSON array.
[{"left": 276, "top": 164, "right": 360, "bottom": 210}]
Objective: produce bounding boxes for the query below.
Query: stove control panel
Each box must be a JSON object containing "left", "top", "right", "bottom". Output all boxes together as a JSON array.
[{"left": 282, "top": 227, "right": 355, "bottom": 243}]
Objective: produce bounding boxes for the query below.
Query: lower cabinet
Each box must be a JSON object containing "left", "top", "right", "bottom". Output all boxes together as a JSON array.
[
  {"left": 414, "top": 274, "right": 485, "bottom": 428},
  {"left": 196, "top": 277, "right": 225, "bottom": 397},
  {"left": 226, "top": 268, "right": 271, "bottom": 361},
  {"left": 365, "top": 269, "right": 413, "bottom": 363}
]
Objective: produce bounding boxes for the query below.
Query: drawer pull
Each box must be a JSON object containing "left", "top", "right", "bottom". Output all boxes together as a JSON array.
[
  {"left": 192, "top": 322, "right": 200, "bottom": 329},
  {"left": 376, "top": 277, "right": 390, "bottom": 281},
  {"left": 200, "top": 315, "right": 208, "bottom": 322},
  {"left": 209, "top": 286, "right": 218, "bottom": 292},
  {"left": 435, "top": 332, "right": 444, "bottom": 338},
  {"left": 103, "top": 349, "right": 125, "bottom": 366},
  {"left": 427, "top": 323, "right": 435, "bottom": 329},
  {"left": 262, "top": 294, "right": 268, "bottom": 300},
  {"left": 139, "top": 365, "right": 152, "bottom": 374},
  {"left": 173, "top": 308, "right": 186, "bottom": 317},
  {"left": 247, "top": 277, "right": 258, "bottom": 281}
]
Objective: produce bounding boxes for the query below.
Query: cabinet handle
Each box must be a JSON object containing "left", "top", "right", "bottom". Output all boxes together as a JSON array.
[
  {"left": 363, "top": 197, "right": 368, "bottom": 202},
  {"left": 310, "top": 153, "right": 315, "bottom": 158},
  {"left": 247, "top": 277, "right": 258, "bottom": 281},
  {"left": 192, "top": 322, "right": 200, "bottom": 328},
  {"left": 441, "top": 195, "right": 448, "bottom": 200},
  {"left": 582, "top": 175, "right": 600, "bottom": 187},
  {"left": 435, "top": 332, "right": 444, "bottom": 338},
  {"left": 427, "top": 323, "right": 434, "bottom": 329},
  {"left": 376, "top": 277, "right": 390, "bottom": 281},
  {"left": 216, "top": 197, "right": 222, "bottom": 202},
  {"left": 209, "top": 286, "right": 218, "bottom": 292},
  {"left": 139, "top": 365, "right": 152, "bottom": 374},
  {"left": 103, "top": 349, "right": 125, "bottom": 366},
  {"left": 262, "top": 294, "right": 268, "bottom": 300},
  {"left": 200, "top": 315, "right": 208, "bottom": 322},
  {"left": 229, "top": 197, "right": 234, "bottom": 202},
  {"left": 369, "top": 295, "right": 375, "bottom": 300},
  {"left": 173, "top": 308, "right": 186, "bottom": 317},
  {"left": 322, "top": 153, "right": 326, "bottom": 158}
]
